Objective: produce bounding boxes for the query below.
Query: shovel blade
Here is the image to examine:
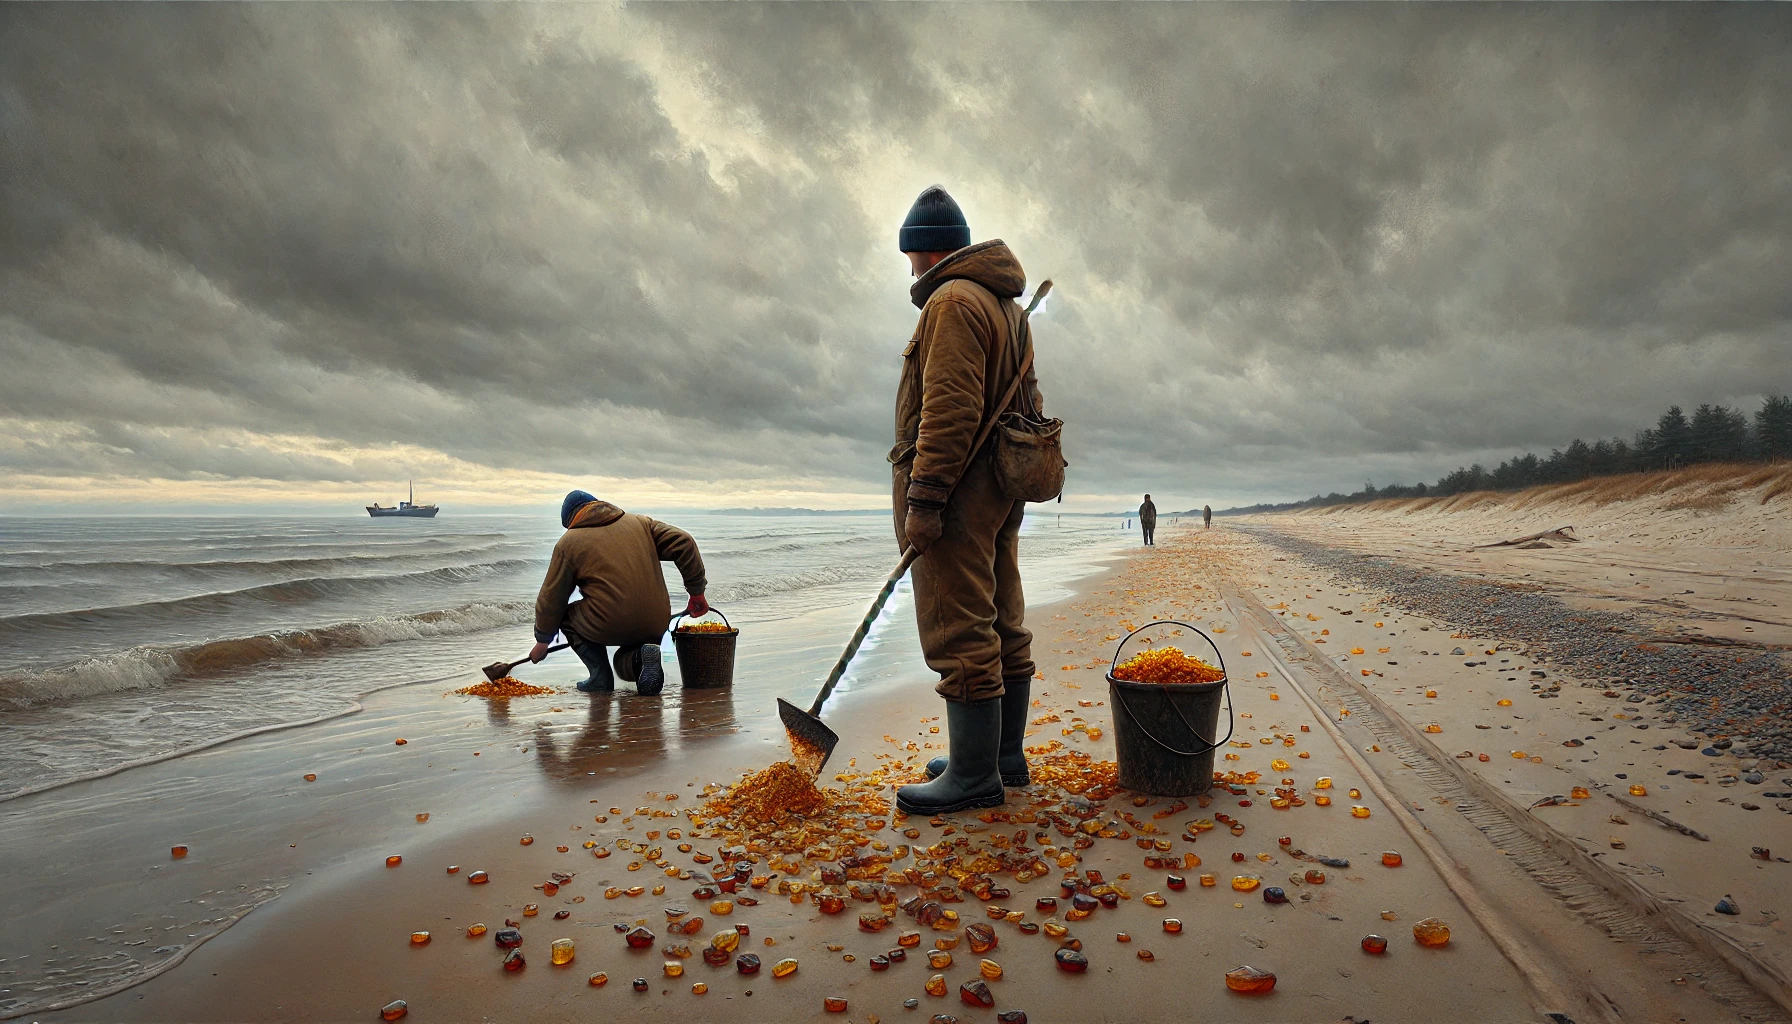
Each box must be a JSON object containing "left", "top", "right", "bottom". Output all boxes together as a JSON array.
[
  {"left": 481, "top": 661, "right": 511, "bottom": 682},
  {"left": 778, "top": 697, "right": 839, "bottom": 777}
]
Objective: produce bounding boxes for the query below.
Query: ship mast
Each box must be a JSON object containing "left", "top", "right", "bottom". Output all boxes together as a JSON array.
[{"left": 409, "top": 480, "right": 414, "bottom": 506}]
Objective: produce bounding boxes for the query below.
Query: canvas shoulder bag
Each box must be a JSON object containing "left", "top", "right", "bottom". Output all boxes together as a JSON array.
[{"left": 989, "top": 280, "right": 1068, "bottom": 503}]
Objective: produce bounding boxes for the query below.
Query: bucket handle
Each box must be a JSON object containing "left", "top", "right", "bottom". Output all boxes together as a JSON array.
[
  {"left": 669, "top": 606, "right": 732, "bottom": 632},
  {"left": 1106, "top": 620, "right": 1235, "bottom": 758}
]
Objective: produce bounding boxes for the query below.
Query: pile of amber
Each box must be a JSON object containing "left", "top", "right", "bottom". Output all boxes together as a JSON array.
[
  {"left": 452, "top": 676, "right": 557, "bottom": 698},
  {"left": 1111, "top": 646, "right": 1224, "bottom": 685},
  {"left": 676, "top": 622, "right": 734, "bottom": 634}
]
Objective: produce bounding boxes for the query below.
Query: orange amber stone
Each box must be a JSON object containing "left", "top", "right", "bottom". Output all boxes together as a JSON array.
[
  {"left": 1629, "top": 785, "right": 1647, "bottom": 797},
  {"left": 520, "top": 834, "right": 534, "bottom": 846},
  {"left": 1361, "top": 934, "right": 1388, "bottom": 954},
  {"left": 1224, "top": 965, "right": 1276, "bottom": 993},
  {"left": 172, "top": 845, "right": 189, "bottom": 859},
  {"left": 1199, "top": 873, "right": 1216, "bottom": 887},
  {"left": 588, "top": 972, "right": 608, "bottom": 986},
  {"left": 1381, "top": 851, "right": 1403, "bottom": 867},
  {"left": 1413, "top": 918, "right": 1451, "bottom": 947},
  {"left": 824, "top": 996, "right": 848, "bottom": 1012},
  {"left": 1350, "top": 806, "right": 1371, "bottom": 819},
  {"left": 980, "top": 958, "right": 1002, "bottom": 980},
  {"left": 771, "top": 957, "right": 799, "bottom": 978},
  {"left": 691, "top": 982, "right": 707, "bottom": 995},
  {"left": 467, "top": 870, "right": 489, "bottom": 884},
  {"left": 927, "top": 949, "right": 952, "bottom": 969},
  {"left": 1162, "top": 918, "right": 1183, "bottom": 933},
  {"left": 965, "top": 923, "right": 997, "bottom": 953},
  {"left": 1230, "top": 876, "right": 1260, "bottom": 892},
  {"left": 502, "top": 949, "right": 525, "bottom": 972},
  {"left": 925, "top": 973, "right": 948, "bottom": 996},
  {"left": 385, "top": 855, "right": 401, "bottom": 867},
  {"left": 1315, "top": 795, "right": 1332, "bottom": 806},
  {"left": 1571, "top": 786, "right": 1591, "bottom": 800},
  {"left": 1304, "top": 869, "right": 1326, "bottom": 885},
  {"left": 303, "top": 773, "right": 318, "bottom": 782},
  {"left": 960, "top": 978, "right": 995, "bottom": 1007},
  {"left": 466, "top": 923, "right": 487, "bottom": 937},
  {"left": 522, "top": 904, "right": 538, "bottom": 917},
  {"left": 409, "top": 931, "right": 429, "bottom": 945},
  {"left": 380, "top": 999, "right": 408, "bottom": 1021}
]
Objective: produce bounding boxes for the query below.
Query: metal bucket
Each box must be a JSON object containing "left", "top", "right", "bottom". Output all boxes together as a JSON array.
[
  {"left": 1105, "top": 621, "right": 1233, "bottom": 797},
  {"left": 669, "top": 608, "right": 738, "bottom": 690}
]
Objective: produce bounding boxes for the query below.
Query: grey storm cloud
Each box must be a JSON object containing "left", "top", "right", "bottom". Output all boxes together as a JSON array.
[{"left": 2, "top": 4, "right": 1789, "bottom": 508}]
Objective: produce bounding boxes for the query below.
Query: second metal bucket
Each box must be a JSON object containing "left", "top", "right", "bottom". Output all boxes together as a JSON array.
[{"left": 1105, "top": 620, "right": 1233, "bottom": 797}]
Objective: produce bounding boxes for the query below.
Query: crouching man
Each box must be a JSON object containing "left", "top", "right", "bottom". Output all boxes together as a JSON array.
[{"left": 530, "top": 489, "right": 707, "bottom": 696}]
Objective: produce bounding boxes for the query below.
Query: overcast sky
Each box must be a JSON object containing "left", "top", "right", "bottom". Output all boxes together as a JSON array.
[{"left": 3, "top": 4, "right": 1789, "bottom": 514}]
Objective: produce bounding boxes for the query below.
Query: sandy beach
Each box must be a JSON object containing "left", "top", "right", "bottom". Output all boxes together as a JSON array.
[{"left": 16, "top": 471, "right": 1792, "bottom": 1024}]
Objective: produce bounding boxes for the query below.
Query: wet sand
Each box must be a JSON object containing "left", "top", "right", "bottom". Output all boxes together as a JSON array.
[{"left": 32, "top": 539, "right": 1567, "bottom": 1024}]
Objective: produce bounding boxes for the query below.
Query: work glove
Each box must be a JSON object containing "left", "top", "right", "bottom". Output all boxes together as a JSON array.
[
  {"left": 684, "top": 593, "right": 709, "bottom": 618},
  {"left": 905, "top": 504, "right": 944, "bottom": 554}
]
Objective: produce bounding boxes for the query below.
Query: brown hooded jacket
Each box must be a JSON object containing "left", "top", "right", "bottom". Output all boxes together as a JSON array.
[
  {"left": 890, "top": 239, "right": 1045, "bottom": 512},
  {"left": 533, "top": 500, "right": 706, "bottom": 647}
]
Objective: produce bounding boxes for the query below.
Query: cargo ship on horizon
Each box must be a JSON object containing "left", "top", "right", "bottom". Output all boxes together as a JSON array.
[{"left": 366, "top": 481, "right": 439, "bottom": 518}]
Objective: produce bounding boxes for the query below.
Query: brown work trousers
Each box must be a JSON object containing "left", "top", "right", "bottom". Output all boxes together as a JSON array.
[{"left": 893, "top": 454, "right": 1035, "bottom": 702}]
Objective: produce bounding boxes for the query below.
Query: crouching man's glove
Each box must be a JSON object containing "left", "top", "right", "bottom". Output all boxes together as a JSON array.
[{"left": 905, "top": 504, "right": 944, "bottom": 554}]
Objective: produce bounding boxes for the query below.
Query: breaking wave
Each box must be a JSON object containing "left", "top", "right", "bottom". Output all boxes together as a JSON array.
[
  {"left": 0, "top": 601, "right": 529, "bottom": 706},
  {"left": 0, "top": 560, "right": 536, "bottom": 636},
  {"left": 704, "top": 563, "right": 893, "bottom": 603}
]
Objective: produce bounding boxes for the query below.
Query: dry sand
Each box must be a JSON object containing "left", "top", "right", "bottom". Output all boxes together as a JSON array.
[{"left": 35, "top": 475, "right": 1792, "bottom": 1023}]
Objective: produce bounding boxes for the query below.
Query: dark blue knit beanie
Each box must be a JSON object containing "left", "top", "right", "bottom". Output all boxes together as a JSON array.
[
  {"left": 899, "top": 185, "right": 970, "bottom": 253},
  {"left": 560, "top": 489, "right": 597, "bottom": 528}
]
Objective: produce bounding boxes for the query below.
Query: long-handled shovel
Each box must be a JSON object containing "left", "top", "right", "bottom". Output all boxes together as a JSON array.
[
  {"left": 778, "top": 548, "right": 921, "bottom": 775},
  {"left": 482, "top": 642, "right": 568, "bottom": 682}
]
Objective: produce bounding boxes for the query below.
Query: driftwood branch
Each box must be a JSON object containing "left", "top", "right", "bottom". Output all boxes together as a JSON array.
[
  {"left": 1607, "top": 792, "right": 1710, "bottom": 841},
  {"left": 1474, "top": 526, "right": 1579, "bottom": 549}
]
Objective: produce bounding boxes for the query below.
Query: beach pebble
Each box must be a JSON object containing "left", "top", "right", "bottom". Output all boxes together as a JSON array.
[{"left": 1715, "top": 895, "right": 1741, "bottom": 915}]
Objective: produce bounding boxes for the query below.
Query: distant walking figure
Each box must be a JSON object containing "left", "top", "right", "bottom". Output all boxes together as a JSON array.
[
  {"left": 1203, "top": 504, "right": 1211, "bottom": 530},
  {"left": 1139, "top": 494, "right": 1157, "bottom": 546}
]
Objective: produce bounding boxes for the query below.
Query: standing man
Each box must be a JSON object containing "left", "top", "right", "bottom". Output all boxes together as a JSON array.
[
  {"left": 890, "top": 185, "right": 1043, "bottom": 815},
  {"left": 1139, "top": 494, "right": 1157, "bottom": 546},
  {"left": 530, "top": 489, "right": 708, "bottom": 696},
  {"left": 1203, "top": 504, "right": 1212, "bottom": 529}
]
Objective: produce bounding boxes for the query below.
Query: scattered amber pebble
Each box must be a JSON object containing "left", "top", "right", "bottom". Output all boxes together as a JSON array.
[
  {"left": 385, "top": 855, "right": 401, "bottom": 867},
  {"left": 1054, "top": 948, "right": 1089, "bottom": 973},
  {"left": 1230, "top": 876, "right": 1259, "bottom": 892},
  {"left": 468, "top": 870, "right": 489, "bottom": 884},
  {"left": 711, "top": 900, "right": 734, "bottom": 915},
  {"left": 172, "top": 845, "right": 189, "bottom": 859},
  {"left": 1315, "top": 795, "right": 1332, "bottom": 806},
  {"left": 1225, "top": 964, "right": 1276, "bottom": 993},
  {"left": 632, "top": 978, "right": 648, "bottom": 991},
  {"left": 394, "top": 738, "right": 407, "bottom": 745},
  {"left": 1042, "top": 922, "right": 1068, "bottom": 938},
  {"left": 1477, "top": 753, "right": 1491, "bottom": 762},
  {"left": 1413, "top": 918, "right": 1451, "bottom": 947},
  {"left": 409, "top": 931, "right": 430, "bottom": 945},
  {"left": 588, "top": 972, "right": 608, "bottom": 987},
  {"left": 1314, "top": 777, "right": 1333, "bottom": 790},
  {"left": 1362, "top": 934, "right": 1388, "bottom": 954},
  {"left": 663, "top": 960, "right": 683, "bottom": 977},
  {"left": 1304, "top": 869, "right": 1326, "bottom": 885},
  {"left": 1351, "top": 806, "right": 1371, "bottom": 819},
  {"left": 1348, "top": 788, "right": 1362, "bottom": 798},
  {"left": 502, "top": 949, "right": 525, "bottom": 972},
  {"left": 1381, "top": 851, "right": 1403, "bottom": 867},
  {"left": 380, "top": 999, "right": 408, "bottom": 1021},
  {"left": 523, "top": 904, "right": 539, "bottom": 917},
  {"left": 691, "top": 982, "right": 707, "bottom": 994},
  {"left": 303, "top": 773, "right": 317, "bottom": 782},
  {"left": 1199, "top": 873, "right": 1216, "bottom": 887},
  {"left": 925, "top": 973, "right": 948, "bottom": 996},
  {"left": 467, "top": 923, "right": 487, "bottom": 937},
  {"left": 771, "top": 957, "right": 799, "bottom": 978},
  {"left": 927, "top": 949, "right": 953, "bottom": 969},
  {"left": 1424, "top": 724, "right": 1443, "bottom": 733},
  {"left": 624, "top": 926, "right": 655, "bottom": 949},
  {"left": 1137, "top": 949, "right": 1155, "bottom": 961},
  {"left": 960, "top": 978, "right": 995, "bottom": 1008},
  {"left": 736, "top": 953, "right": 761, "bottom": 974},
  {"left": 1497, "top": 699, "right": 1513, "bottom": 706},
  {"left": 1629, "top": 785, "right": 1647, "bottom": 797},
  {"left": 549, "top": 938, "right": 574, "bottom": 965},
  {"left": 978, "top": 957, "right": 1003, "bottom": 980},
  {"left": 520, "top": 834, "right": 534, "bottom": 846},
  {"left": 825, "top": 995, "right": 849, "bottom": 1012},
  {"left": 899, "top": 929, "right": 923, "bottom": 947},
  {"left": 1162, "top": 918, "right": 1183, "bottom": 933},
  {"left": 1511, "top": 751, "right": 1527, "bottom": 759}
]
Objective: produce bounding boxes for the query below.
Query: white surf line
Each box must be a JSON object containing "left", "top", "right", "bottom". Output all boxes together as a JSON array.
[
  {"left": 0, "top": 885, "right": 284, "bottom": 1022},
  {"left": 0, "top": 672, "right": 464, "bottom": 806},
  {"left": 1223, "top": 591, "right": 1592, "bottom": 1024}
]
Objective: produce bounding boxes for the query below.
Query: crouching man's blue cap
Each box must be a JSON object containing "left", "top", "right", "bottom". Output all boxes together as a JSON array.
[
  {"left": 899, "top": 185, "right": 970, "bottom": 253},
  {"left": 560, "top": 489, "right": 597, "bottom": 528}
]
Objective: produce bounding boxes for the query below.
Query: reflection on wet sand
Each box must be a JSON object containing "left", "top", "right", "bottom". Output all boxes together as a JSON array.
[{"left": 531, "top": 687, "right": 738, "bottom": 783}]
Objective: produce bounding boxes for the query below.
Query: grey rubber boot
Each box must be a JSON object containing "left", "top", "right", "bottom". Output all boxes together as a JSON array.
[
  {"left": 896, "top": 698, "right": 1005, "bottom": 815},
  {"left": 925, "top": 680, "right": 1030, "bottom": 786},
  {"left": 569, "top": 638, "right": 614, "bottom": 692},
  {"left": 634, "top": 643, "right": 665, "bottom": 696}
]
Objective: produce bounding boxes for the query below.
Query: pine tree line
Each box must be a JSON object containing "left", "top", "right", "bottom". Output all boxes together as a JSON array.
[{"left": 1231, "top": 394, "right": 1792, "bottom": 513}]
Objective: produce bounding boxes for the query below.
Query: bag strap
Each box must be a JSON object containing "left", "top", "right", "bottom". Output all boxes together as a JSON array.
[{"left": 966, "top": 280, "right": 1053, "bottom": 465}]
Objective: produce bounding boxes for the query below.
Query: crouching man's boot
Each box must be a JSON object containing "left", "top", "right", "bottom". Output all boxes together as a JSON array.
[
  {"left": 569, "top": 638, "right": 614, "bottom": 693},
  {"left": 896, "top": 698, "right": 1005, "bottom": 815},
  {"left": 923, "top": 681, "right": 1031, "bottom": 787},
  {"left": 615, "top": 644, "right": 665, "bottom": 696}
]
